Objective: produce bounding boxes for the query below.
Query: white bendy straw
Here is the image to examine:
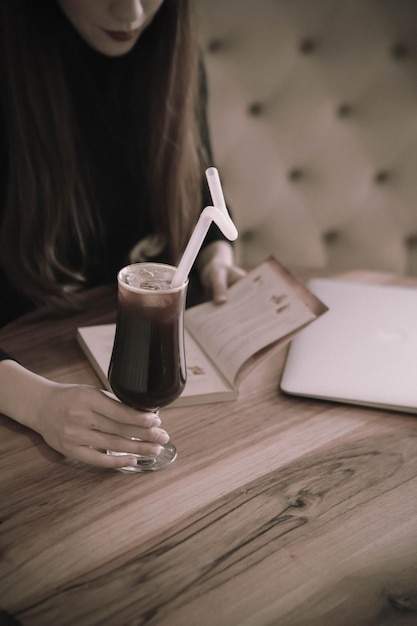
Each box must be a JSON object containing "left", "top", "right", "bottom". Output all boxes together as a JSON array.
[{"left": 170, "top": 168, "right": 238, "bottom": 288}]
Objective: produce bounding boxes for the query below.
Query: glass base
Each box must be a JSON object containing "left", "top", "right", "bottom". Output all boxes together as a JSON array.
[{"left": 107, "top": 442, "right": 177, "bottom": 473}]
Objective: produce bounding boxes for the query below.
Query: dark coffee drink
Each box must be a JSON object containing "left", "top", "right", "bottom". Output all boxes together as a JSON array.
[{"left": 108, "top": 264, "right": 187, "bottom": 410}]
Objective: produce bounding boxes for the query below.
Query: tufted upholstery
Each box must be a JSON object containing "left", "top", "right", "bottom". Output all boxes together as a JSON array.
[{"left": 196, "top": 0, "right": 417, "bottom": 275}]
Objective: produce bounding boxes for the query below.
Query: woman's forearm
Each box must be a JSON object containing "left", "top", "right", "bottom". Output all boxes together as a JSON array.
[
  {"left": 0, "top": 359, "right": 171, "bottom": 468},
  {"left": 0, "top": 359, "right": 47, "bottom": 432}
]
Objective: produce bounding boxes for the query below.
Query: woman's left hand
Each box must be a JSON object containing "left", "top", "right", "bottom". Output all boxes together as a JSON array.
[{"left": 197, "top": 241, "right": 246, "bottom": 304}]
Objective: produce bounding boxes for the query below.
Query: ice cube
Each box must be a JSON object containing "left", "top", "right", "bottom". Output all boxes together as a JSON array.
[{"left": 119, "top": 264, "right": 173, "bottom": 291}]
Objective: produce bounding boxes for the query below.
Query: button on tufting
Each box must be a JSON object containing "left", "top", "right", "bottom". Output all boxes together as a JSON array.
[
  {"left": 391, "top": 43, "right": 410, "bottom": 60},
  {"left": 299, "top": 38, "right": 318, "bottom": 54},
  {"left": 288, "top": 168, "right": 304, "bottom": 181},
  {"left": 323, "top": 230, "right": 340, "bottom": 245},
  {"left": 207, "top": 38, "right": 225, "bottom": 53},
  {"left": 248, "top": 102, "right": 264, "bottom": 116},
  {"left": 405, "top": 234, "right": 417, "bottom": 249},
  {"left": 241, "top": 231, "right": 254, "bottom": 244},
  {"left": 337, "top": 103, "right": 353, "bottom": 118},
  {"left": 374, "top": 170, "right": 391, "bottom": 184}
]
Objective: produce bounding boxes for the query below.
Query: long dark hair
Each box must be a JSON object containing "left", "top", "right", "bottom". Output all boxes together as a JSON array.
[{"left": 0, "top": 0, "right": 205, "bottom": 307}]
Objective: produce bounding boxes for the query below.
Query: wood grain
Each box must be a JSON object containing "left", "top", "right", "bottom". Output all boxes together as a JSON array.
[{"left": 1, "top": 278, "right": 417, "bottom": 626}]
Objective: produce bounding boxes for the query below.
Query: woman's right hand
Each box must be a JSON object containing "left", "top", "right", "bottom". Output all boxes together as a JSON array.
[
  {"left": 0, "top": 360, "right": 170, "bottom": 468},
  {"left": 36, "top": 382, "right": 171, "bottom": 467}
]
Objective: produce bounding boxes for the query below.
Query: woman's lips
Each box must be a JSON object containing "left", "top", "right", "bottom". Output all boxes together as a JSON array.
[{"left": 103, "top": 29, "right": 139, "bottom": 42}]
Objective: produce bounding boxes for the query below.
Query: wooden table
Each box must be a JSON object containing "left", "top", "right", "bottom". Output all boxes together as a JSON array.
[{"left": 1, "top": 274, "right": 417, "bottom": 626}]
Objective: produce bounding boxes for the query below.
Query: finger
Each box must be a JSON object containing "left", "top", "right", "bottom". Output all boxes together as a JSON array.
[
  {"left": 210, "top": 265, "right": 246, "bottom": 304},
  {"left": 86, "top": 428, "right": 170, "bottom": 453},
  {"left": 67, "top": 445, "right": 153, "bottom": 469},
  {"left": 92, "top": 389, "right": 161, "bottom": 428},
  {"left": 85, "top": 407, "right": 169, "bottom": 442},
  {"left": 209, "top": 266, "right": 229, "bottom": 304},
  {"left": 227, "top": 266, "right": 247, "bottom": 285}
]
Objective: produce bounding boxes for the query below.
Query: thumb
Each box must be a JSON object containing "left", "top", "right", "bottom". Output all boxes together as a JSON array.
[{"left": 209, "top": 265, "right": 229, "bottom": 304}]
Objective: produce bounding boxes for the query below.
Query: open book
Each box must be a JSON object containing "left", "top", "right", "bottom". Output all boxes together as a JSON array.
[{"left": 77, "top": 257, "right": 327, "bottom": 407}]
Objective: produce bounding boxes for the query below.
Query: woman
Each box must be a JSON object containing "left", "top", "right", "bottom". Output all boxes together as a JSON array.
[{"left": 0, "top": 0, "right": 244, "bottom": 468}]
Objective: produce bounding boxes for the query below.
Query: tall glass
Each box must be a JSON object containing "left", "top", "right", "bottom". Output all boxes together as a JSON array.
[{"left": 107, "top": 262, "right": 188, "bottom": 472}]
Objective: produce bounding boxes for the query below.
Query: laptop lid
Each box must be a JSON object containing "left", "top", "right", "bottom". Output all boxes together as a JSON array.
[{"left": 280, "top": 278, "right": 417, "bottom": 413}]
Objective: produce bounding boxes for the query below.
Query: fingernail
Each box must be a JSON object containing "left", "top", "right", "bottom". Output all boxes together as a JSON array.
[
  {"left": 125, "top": 456, "right": 138, "bottom": 466},
  {"left": 158, "top": 430, "right": 170, "bottom": 444},
  {"left": 151, "top": 417, "right": 161, "bottom": 427},
  {"left": 149, "top": 445, "right": 163, "bottom": 456}
]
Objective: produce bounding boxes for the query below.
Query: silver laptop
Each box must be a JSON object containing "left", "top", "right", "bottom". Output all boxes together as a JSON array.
[{"left": 280, "top": 278, "right": 417, "bottom": 413}]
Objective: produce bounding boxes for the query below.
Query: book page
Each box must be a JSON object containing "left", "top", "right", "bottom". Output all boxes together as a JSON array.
[
  {"left": 185, "top": 259, "right": 319, "bottom": 385},
  {"left": 174, "top": 331, "right": 236, "bottom": 405}
]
